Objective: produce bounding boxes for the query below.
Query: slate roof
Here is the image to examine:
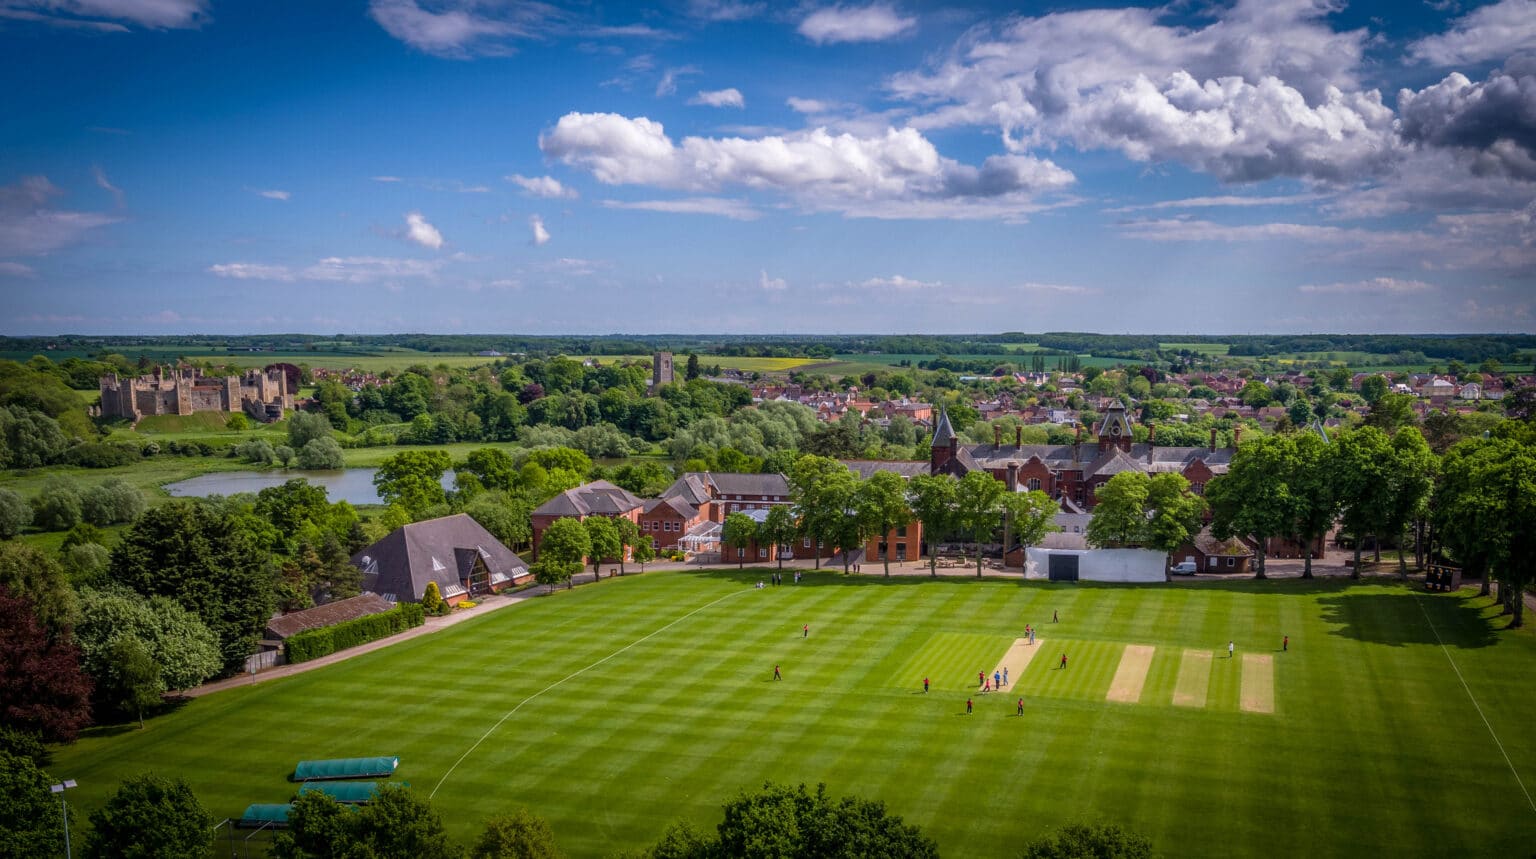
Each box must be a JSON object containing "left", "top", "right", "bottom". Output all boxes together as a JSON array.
[
  {"left": 643, "top": 495, "right": 698, "bottom": 519},
  {"left": 706, "top": 472, "right": 791, "bottom": 497},
  {"left": 264, "top": 593, "right": 395, "bottom": 640},
  {"left": 841, "top": 460, "right": 930, "bottom": 479},
  {"left": 954, "top": 442, "right": 1234, "bottom": 477},
  {"left": 659, "top": 473, "right": 713, "bottom": 507},
  {"left": 532, "top": 480, "right": 645, "bottom": 517},
  {"left": 931, "top": 405, "right": 956, "bottom": 446},
  {"left": 351, "top": 513, "right": 529, "bottom": 603}
]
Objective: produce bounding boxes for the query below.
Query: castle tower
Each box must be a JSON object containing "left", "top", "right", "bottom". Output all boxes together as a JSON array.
[{"left": 652, "top": 352, "right": 674, "bottom": 387}]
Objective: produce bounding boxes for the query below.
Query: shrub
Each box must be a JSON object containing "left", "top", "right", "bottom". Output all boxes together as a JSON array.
[
  {"left": 0, "top": 488, "right": 31, "bottom": 539},
  {"left": 421, "top": 580, "right": 445, "bottom": 615},
  {"left": 296, "top": 436, "right": 345, "bottom": 470},
  {"left": 81, "top": 478, "right": 146, "bottom": 526},
  {"left": 63, "top": 442, "right": 139, "bottom": 468},
  {"left": 235, "top": 438, "right": 276, "bottom": 465},
  {"left": 32, "top": 477, "right": 82, "bottom": 531},
  {"left": 284, "top": 603, "right": 426, "bottom": 664}
]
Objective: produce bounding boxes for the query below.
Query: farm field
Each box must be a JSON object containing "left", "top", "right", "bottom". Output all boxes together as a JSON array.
[{"left": 48, "top": 573, "right": 1536, "bottom": 857}]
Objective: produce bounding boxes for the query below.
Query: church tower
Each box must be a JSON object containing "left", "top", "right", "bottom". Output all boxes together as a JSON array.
[{"left": 1097, "top": 403, "right": 1134, "bottom": 453}]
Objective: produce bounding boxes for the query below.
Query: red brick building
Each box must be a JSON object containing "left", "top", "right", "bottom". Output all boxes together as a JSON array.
[{"left": 529, "top": 480, "right": 645, "bottom": 560}]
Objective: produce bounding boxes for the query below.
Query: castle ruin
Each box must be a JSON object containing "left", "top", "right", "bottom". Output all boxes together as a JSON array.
[{"left": 99, "top": 365, "right": 292, "bottom": 423}]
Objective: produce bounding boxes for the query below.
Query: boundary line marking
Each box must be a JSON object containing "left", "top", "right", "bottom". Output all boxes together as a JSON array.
[
  {"left": 1414, "top": 593, "right": 1536, "bottom": 814},
  {"left": 431, "top": 588, "right": 749, "bottom": 798}
]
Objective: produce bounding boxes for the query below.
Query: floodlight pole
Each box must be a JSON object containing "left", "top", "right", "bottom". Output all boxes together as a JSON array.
[{"left": 51, "top": 779, "right": 77, "bottom": 859}]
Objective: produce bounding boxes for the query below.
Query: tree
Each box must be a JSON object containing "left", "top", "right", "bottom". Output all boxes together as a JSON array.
[
  {"left": 999, "top": 489, "right": 1058, "bottom": 568},
  {"left": 110, "top": 501, "right": 276, "bottom": 673},
  {"left": 0, "top": 489, "right": 29, "bottom": 540},
  {"left": 80, "top": 479, "right": 146, "bottom": 526},
  {"left": 99, "top": 636, "right": 162, "bottom": 728},
  {"left": 858, "top": 471, "right": 912, "bottom": 577},
  {"left": 236, "top": 438, "right": 277, "bottom": 465},
  {"left": 84, "top": 773, "right": 213, "bottom": 859},
  {"left": 0, "top": 404, "right": 70, "bottom": 469},
  {"left": 0, "top": 587, "right": 92, "bottom": 742},
  {"left": 1208, "top": 434, "right": 1296, "bottom": 578},
  {"left": 685, "top": 353, "right": 701, "bottom": 381},
  {"left": 422, "top": 580, "right": 446, "bottom": 615},
  {"left": 0, "top": 750, "right": 65, "bottom": 857},
  {"left": 673, "top": 781, "right": 937, "bottom": 859},
  {"left": 1358, "top": 374, "right": 1388, "bottom": 404},
  {"left": 0, "top": 541, "right": 78, "bottom": 637},
  {"left": 631, "top": 536, "right": 655, "bottom": 572},
  {"left": 1364, "top": 392, "right": 1417, "bottom": 434},
  {"left": 296, "top": 436, "right": 345, "bottom": 470},
  {"left": 273, "top": 784, "right": 462, "bottom": 859},
  {"left": 375, "top": 450, "right": 453, "bottom": 518},
  {"left": 787, "top": 455, "right": 848, "bottom": 569},
  {"left": 908, "top": 474, "right": 956, "bottom": 577},
  {"left": 758, "top": 504, "right": 798, "bottom": 570},
  {"left": 461, "top": 448, "right": 519, "bottom": 493},
  {"left": 274, "top": 444, "right": 296, "bottom": 467},
  {"left": 286, "top": 410, "right": 333, "bottom": 450},
  {"left": 1020, "top": 822, "right": 1154, "bottom": 859},
  {"left": 1331, "top": 427, "right": 1396, "bottom": 576},
  {"left": 1239, "top": 379, "right": 1273, "bottom": 407},
  {"left": 1086, "top": 472, "right": 1206, "bottom": 559},
  {"left": 1388, "top": 427, "right": 1437, "bottom": 573},
  {"left": 1286, "top": 432, "right": 1338, "bottom": 579},
  {"left": 464, "top": 492, "right": 533, "bottom": 553},
  {"left": 722, "top": 512, "right": 757, "bottom": 568},
  {"left": 954, "top": 471, "right": 1005, "bottom": 577},
  {"left": 583, "top": 516, "right": 621, "bottom": 579},
  {"left": 472, "top": 808, "right": 563, "bottom": 859},
  {"left": 32, "top": 477, "right": 83, "bottom": 532},
  {"left": 75, "top": 588, "right": 221, "bottom": 695},
  {"left": 613, "top": 517, "right": 641, "bottom": 575},
  {"left": 537, "top": 518, "right": 589, "bottom": 590},
  {"left": 1433, "top": 436, "right": 1536, "bottom": 624}
]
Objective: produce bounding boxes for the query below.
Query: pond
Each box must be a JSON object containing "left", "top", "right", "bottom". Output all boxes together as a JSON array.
[{"left": 163, "top": 468, "right": 456, "bottom": 506}]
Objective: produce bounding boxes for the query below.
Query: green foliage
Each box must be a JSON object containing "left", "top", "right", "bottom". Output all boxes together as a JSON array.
[
  {"left": 1208, "top": 434, "right": 1298, "bottom": 577},
  {"left": 80, "top": 478, "right": 146, "bottom": 526},
  {"left": 84, "top": 773, "right": 213, "bottom": 859},
  {"left": 0, "top": 404, "right": 73, "bottom": 468},
  {"left": 538, "top": 518, "right": 590, "bottom": 588},
  {"left": 908, "top": 474, "right": 957, "bottom": 577},
  {"left": 273, "top": 783, "right": 462, "bottom": 859},
  {"left": 721, "top": 512, "right": 757, "bottom": 568},
  {"left": 421, "top": 581, "right": 446, "bottom": 616},
  {"left": 1434, "top": 434, "right": 1536, "bottom": 625},
  {"left": 32, "top": 476, "right": 83, "bottom": 531},
  {"left": 0, "top": 750, "right": 65, "bottom": 857},
  {"left": 0, "top": 489, "right": 30, "bottom": 539},
  {"left": 100, "top": 636, "right": 162, "bottom": 727},
  {"left": 296, "top": 436, "right": 345, "bottom": 469},
  {"left": 1087, "top": 472, "right": 1206, "bottom": 554},
  {"left": 757, "top": 505, "right": 797, "bottom": 569},
  {"left": 0, "top": 586, "right": 93, "bottom": 743},
  {"left": 225, "top": 413, "right": 250, "bottom": 431},
  {"left": 235, "top": 437, "right": 277, "bottom": 465},
  {"left": 0, "top": 726, "right": 50, "bottom": 768},
  {"left": 464, "top": 491, "right": 533, "bottom": 551},
  {"left": 1020, "top": 822, "right": 1154, "bottom": 859},
  {"left": 1331, "top": 427, "right": 1397, "bottom": 574},
  {"left": 110, "top": 501, "right": 276, "bottom": 673},
  {"left": 858, "top": 471, "right": 912, "bottom": 576},
  {"left": 76, "top": 588, "right": 222, "bottom": 693},
  {"left": 647, "top": 781, "right": 937, "bottom": 859},
  {"left": 287, "top": 411, "right": 334, "bottom": 450},
  {"left": 583, "top": 516, "right": 622, "bottom": 576},
  {"left": 283, "top": 603, "right": 426, "bottom": 664},
  {"left": 613, "top": 516, "right": 641, "bottom": 573},
  {"left": 1357, "top": 374, "right": 1388, "bottom": 404},
  {"left": 375, "top": 449, "right": 453, "bottom": 518},
  {"left": 274, "top": 444, "right": 296, "bottom": 467},
  {"left": 1001, "top": 489, "right": 1059, "bottom": 552},
  {"left": 0, "top": 541, "right": 78, "bottom": 636},
  {"left": 63, "top": 442, "right": 140, "bottom": 468},
  {"left": 954, "top": 470, "right": 1006, "bottom": 576},
  {"left": 471, "top": 807, "right": 564, "bottom": 859},
  {"left": 1363, "top": 393, "right": 1417, "bottom": 434}
]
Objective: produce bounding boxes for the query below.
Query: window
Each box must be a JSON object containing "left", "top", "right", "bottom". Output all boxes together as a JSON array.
[
  {"left": 737, "top": 547, "right": 745, "bottom": 559},
  {"left": 759, "top": 547, "right": 768, "bottom": 558},
  {"left": 1191, "top": 482, "right": 1206, "bottom": 496},
  {"left": 803, "top": 537, "right": 811, "bottom": 548},
  {"left": 1028, "top": 477, "right": 1041, "bottom": 491},
  {"left": 1226, "top": 557, "right": 1235, "bottom": 567},
  {"left": 730, "top": 504, "right": 738, "bottom": 512},
  {"left": 897, "top": 526, "right": 907, "bottom": 538},
  {"left": 651, "top": 539, "right": 658, "bottom": 550},
  {"left": 896, "top": 545, "right": 907, "bottom": 561}
]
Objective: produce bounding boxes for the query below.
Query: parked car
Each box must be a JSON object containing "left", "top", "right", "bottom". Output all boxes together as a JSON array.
[{"left": 1170, "top": 560, "right": 1198, "bottom": 575}]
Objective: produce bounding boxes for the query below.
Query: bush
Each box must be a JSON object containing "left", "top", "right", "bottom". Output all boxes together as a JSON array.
[
  {"left": 0, "top": 488, "right": 30, "bottom": 539},
  {"left": 31, "top": 477, "right": 82, "bottom": 531},
  {"left": 296, "top": 436, "right": 345, "bottom": 469},
  {"left": 421, "top": 580, "right": 445, "bottom": 616},
  {"left": 236, "top": 438, "right": 276, "bottom": 465},
  {"left": 284, "top": 603, "right": 426, "bottom": 664},
  {"left": 62, "top": 442, "right": 139, "bottom": 468},
  {"left": 80, "top": 478, "right": 146, "bottom": 526}
]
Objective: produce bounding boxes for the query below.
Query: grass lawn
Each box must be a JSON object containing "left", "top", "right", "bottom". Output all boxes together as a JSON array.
[{"left": 48, "top": 573, "right": 1536, "bottom": 857}]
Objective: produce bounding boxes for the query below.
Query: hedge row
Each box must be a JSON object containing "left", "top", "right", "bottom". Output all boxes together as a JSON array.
[{"left": 284, "top": 602, "right": 426, "bottom": 664}]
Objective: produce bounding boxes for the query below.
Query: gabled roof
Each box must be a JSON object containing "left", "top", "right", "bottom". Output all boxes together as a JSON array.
[
  {"left": 264, "top": 593, "right": 395, "bottom": 640},
  {"left": 643, "top": 495, "right": 698, "bottom": 519},
  {"left": 532, "top": 480, "right": 645, "bottom": 517},
  {"left": 660, "top": 473, "right": 713, "bottom": 507},
  {"left": 706, "top": 471, "right": 791, "bottom": 497},
  {"left": 841, "top": 460, "right": 929, "bottom": 480},
  {"left": 351, "top": 513, "right": 528, "bottom": 603}
]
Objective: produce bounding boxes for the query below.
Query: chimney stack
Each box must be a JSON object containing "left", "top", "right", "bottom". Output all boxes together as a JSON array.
[
  {"left": 1015, "top": 426, "right": 1022, "bottom": 448},
  {"left": 1209, "top": 427, "right": 1217, "bottom": 452},
  {"left": 1233, "top": 425, "right": 1243, "bottom": 447},
  {"left": 994, "top": 425, "right": 1002, "bottom": 446},
  {"left": 1147, "top": 423, "right": 1155, "bottom": 447},
  {"left": 1007, "top": 462, "right": 1020, "bottom": 491}
]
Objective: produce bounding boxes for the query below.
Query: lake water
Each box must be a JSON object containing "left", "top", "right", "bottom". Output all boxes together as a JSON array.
[{"left": 164, "top": 468, "right": 456, "bottom": 506}]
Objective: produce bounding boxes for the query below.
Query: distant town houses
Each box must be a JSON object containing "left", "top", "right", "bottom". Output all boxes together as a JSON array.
[{"left": 309, "top": 366, "right": 385, "bottom": 390}]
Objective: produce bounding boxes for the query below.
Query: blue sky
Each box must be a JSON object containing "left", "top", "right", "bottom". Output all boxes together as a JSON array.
[{"left": 1, "top": 0, "right": 1533, "bottom": 335}]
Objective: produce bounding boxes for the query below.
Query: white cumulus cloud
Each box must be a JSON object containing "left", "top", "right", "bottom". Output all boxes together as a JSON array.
[
  {"left": 529, "top": 214, "right": 550, "bottom": 245},
  {"left": 602, "top": 197, "right": 759, "bottom": 220},
  {"left": 404, "top": 211, "right": 444, "bottom": 249},
  {"left": 760, "top": 270, "right": 787, "bottom": 290},
  {"left": 506, "top": 174, "right": 577, "bottom": 198},
  {"left": 799, "top": 3, "right": 915, "bottom": 44},
  {"left": 367, "top": 0, "right": 556, "bottom": 58},
  {"left": 207, "top": 263, "right": 297, "bottom": 281},
  {"left": 690, "top": 88, "right": 745, "bottom": 108},
  {"left": 540, "top": 112, "right": 1074, "bottom": 220},
  {"left": 857, "top": 275, "right": 940, "bottom": 289},
  {"left": 1409, "top": 0, "right": 1536, "bottom": 67},
  {"left": 256, "top": 189, "right": 290, "bottom": 201},
  {"left": 1298, "top": 278, "right": 1436, "bottom": 294}
]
